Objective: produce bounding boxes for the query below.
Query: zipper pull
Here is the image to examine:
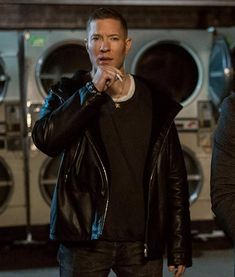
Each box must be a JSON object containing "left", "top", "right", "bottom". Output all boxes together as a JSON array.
[
  {"left": 64, "top": 173, "right": 68, "bottom": 183},
  {"left": 64, "top": 168, "right": 71, "bottom": 183},
  {"left": 144, "top": 243, "right": 148, "bottom": 258}
]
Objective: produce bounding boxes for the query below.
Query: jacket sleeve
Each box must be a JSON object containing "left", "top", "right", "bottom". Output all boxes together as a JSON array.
[
  {"left": 166, "top": 123, "right": 192, "bottom": 267},
  {"left": 211, "top": 95, "right": 235, "bottom": 242},
  {"left": 32, "top": 83, "right": 106, "bottom": 157}
]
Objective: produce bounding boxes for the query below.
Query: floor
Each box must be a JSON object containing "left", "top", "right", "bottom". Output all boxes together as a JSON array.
[
  {"left": 0, "top": 232, "right": 234, "bottom": 277},
  {"left": 0, "top": 249, "right": 233, "bottom": 276}
]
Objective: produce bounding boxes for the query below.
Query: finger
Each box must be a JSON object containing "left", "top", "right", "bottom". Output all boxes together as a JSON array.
[
  {"left": 174, "top": 265, "right": 186, "bottom": 277},
  {"left": 93, "top": 68, "right": 116, "bottom": 91},
  {"left": 100, "top": 66, "right": 124, "bottom": 82},
  {"left": 178, "top": 265, "right": 186, "bottom": 274},
  {"left": 101, "top": 65, "right": 123, "bottom": 76},
  {"left": 168, "top": 266, "right": 175, "bottom": 272},
  {"left": 168, "top": 265, "right": 186, "bottom": 277},
  {"left": 101, "top": 69, "right": 116, "bottom": 86},
  {"left": 105, "top": 74, "right": 116, "bottom": 88}
]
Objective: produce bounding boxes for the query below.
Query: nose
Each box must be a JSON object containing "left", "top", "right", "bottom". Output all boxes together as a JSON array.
[{"left": 100, "top": 39, "right": 110, "bottom": 52}]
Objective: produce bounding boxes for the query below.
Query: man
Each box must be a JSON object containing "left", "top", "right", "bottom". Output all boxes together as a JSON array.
[
  {"left": 32, "top": 7, "right": 192, "bottom": 277},
  {"left": 211, "top": 93, "right": 235, "bottom": 275}
]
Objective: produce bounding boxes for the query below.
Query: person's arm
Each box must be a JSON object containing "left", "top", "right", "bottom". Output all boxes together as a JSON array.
[
  {"left": 32, "top": 81, "right": 106, "bottom": 157},
  {"left": 211, "top": 95, "right": 235, "bottom": 242},
  {"left": 166, "top": 124, "right": 192, "bottom": 270}
]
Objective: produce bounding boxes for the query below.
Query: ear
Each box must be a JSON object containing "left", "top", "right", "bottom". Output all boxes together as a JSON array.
[
  {"left": 125, "top": 38, "right": 132, "bottom": 55},
  {"left": 84, "top": 38, "right": 89, "bottom": 51}
]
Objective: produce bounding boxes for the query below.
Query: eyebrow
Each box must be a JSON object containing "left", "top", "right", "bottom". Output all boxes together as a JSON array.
[
  {"left": 91, "top": 34, "right": 123, "bottom": 41},
  {"left": 91, "top": 33, "right": 120, "bottom": 37}
]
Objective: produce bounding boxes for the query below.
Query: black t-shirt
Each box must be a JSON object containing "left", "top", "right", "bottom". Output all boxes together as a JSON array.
[{"left": 99, "top": 79, "right": 152, "bottom": 241}]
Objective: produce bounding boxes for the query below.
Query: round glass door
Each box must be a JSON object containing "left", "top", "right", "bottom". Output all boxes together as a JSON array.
[
  {"left": 132, "top": 40, "right": 202, "bottom": 106},
  {"left": 182, "top": 146, "right": 203, "bottom": 204},
  {"left": 36, "top": 41, "right": 91, "bottom": 97},
  {"left": 231, "top": 47, "right": 235, "bottom": 92},
  {"left": 0, "top": 157, "right": 13, "bottom": 213},
  {"left": 209, "top": 35, "right": 233, "bottom": 109},
  {"left": 0, "top": 58, "right": 9, "bottom": 103},
  {"left": 39, "top": 156, "right": 61, "bottom": 206}
]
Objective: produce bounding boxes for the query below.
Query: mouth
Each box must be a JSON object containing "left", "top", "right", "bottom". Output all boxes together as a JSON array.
[{"left": 98, "top": 56, "right": 113, "bottom": 64}]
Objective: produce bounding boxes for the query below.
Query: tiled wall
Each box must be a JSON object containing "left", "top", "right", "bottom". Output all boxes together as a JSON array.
[{"left": 0, "top": 4, "right": 235, "bottom": 29}]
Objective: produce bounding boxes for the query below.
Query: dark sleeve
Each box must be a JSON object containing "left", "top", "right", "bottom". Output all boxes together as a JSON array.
[
  {"left": 211, "top": 95, "right": 235, "bottom": 242},
  {"left": 167, "top": 124, "right": 192, "bottom": 267},
  {"left": 32, "top": 82, "right": 106, "bottom": 157}
]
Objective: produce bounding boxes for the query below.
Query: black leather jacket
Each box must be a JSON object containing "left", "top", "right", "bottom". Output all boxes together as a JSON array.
[{"left": 32, "top": 71, "right": 192, "bottom": 267}]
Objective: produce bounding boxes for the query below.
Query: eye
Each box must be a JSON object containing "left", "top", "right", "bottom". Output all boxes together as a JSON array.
[
  {"left": 110, "top": 36, "right": 119, "bottom": 41},
  {"left": 91, "top": 35, "right": 99, "bottom": 41}
]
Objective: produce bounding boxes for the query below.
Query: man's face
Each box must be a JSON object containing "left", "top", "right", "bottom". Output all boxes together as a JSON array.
[{"left": 86, "top": 18, "right": 131, "bottom": 72}]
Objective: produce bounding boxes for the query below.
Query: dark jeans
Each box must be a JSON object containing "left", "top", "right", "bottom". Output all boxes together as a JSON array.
[{"left": 58, "top": 240, "right": 163, "bottom": 277}]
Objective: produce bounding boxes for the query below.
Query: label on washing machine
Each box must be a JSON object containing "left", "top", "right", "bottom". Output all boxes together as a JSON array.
[
  {"left": 28, "top": 35, "right": 46, "bottom": 47},
  {"left": 175, "top": 118, "right": 199, "bottom": 132},
  {"left": 0, "top": 122, "right": 6, "bottom": 134}
]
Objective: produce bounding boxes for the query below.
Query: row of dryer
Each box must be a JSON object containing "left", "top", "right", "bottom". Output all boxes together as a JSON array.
[{"left": 0, "top": 27, "right": 234, "bottom": 229}]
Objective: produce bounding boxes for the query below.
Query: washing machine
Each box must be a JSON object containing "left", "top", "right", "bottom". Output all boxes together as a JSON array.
[
  {"left": 125, "top": 29, "right": 215, "bottom": 222},
  {"left": 208, "top": 27, "right": 234, "bottom": 111},
  {"left": 0, "top": 31, "right": 26, "bottom": 227},
  {"left": 24, "top": 30, "right": 91, "bottom": 225},
  {"left": 179, "top": 130, "right": 214, "bottom": 221},
  {"left": 175, "top": 99, "right": 215, "bottom": 222},
  {"left": 126, "top": 29, "right": 213, "bottom": 118}
]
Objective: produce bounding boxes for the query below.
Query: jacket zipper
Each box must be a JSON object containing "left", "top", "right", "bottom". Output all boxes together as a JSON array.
[
  {"left": 52, "top": 90, "right": 65, "bottom": 104},
  {"left": 144, "top": 120, "right": 174, "bottom": 258},
  {"left": 52, "top": 90, "right": 77, "bottom": 183},
  {"left": 144, "top": 243, "right": 148, "bottom": 258},
  {"left": 85, "top": 132, "right": 109, "bottom": 237},
  {"left": 144, "top": 159, "right": 157, "bottom": 258}
]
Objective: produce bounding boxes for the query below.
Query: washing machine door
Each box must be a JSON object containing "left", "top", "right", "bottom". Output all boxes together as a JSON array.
[
  {"left": 132, "top": 40, "right": 201, "bottom": 106},
  {"left": 36, "top": 41, "right": 91, "bottom": 97},
  {"left": 0, "top": 157, "right": 13, "bottom": 214},
  {"left": 0, "top": 58, "right": 9, "bottom": 103},
  {"left": 209, "top": 34, "right": 233, "bottom": 109},
  {"left": 182, "top": 146, "right": 202, "bottom": 204},
  {"left": 39, "top": 155, "right": 61, "bottom": 206}
]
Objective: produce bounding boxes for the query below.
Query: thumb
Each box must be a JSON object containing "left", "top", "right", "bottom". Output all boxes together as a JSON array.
[{"left": 168, "top": 265, "right": 175, "bottom": 272}]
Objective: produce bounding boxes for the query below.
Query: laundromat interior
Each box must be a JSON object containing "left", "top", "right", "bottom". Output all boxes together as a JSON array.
[{"left": 0, "top": 0, "right": 235, "bottom": 276}]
